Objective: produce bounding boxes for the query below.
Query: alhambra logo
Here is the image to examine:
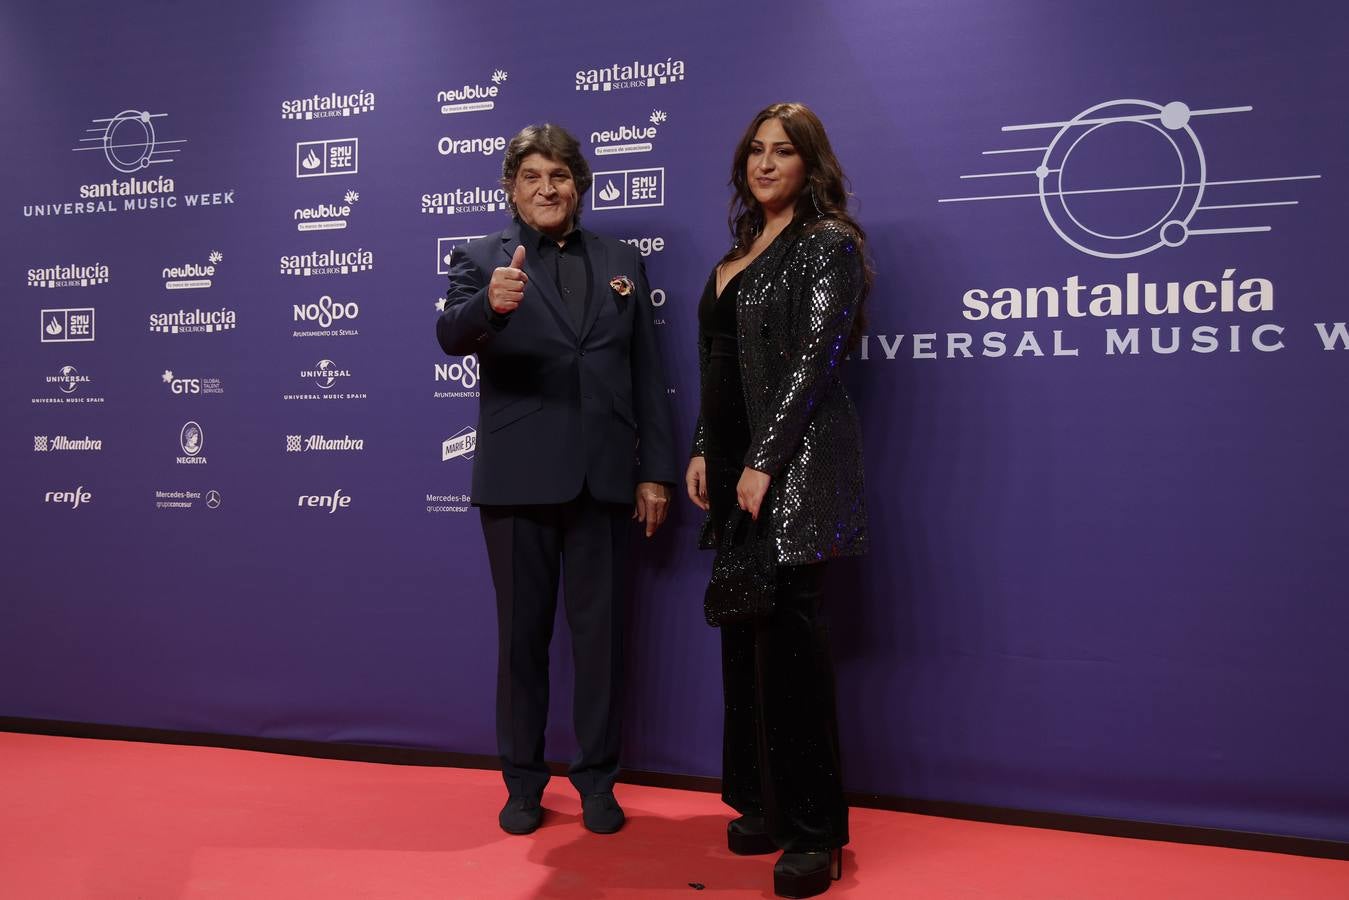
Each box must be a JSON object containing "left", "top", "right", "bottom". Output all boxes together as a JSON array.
[
  {"left": 281, "top": 90, "right": 375, "bottom": 120},
  {"left": 575, "top": 58, "right": 686, "bottom": 92},
  {"left": 27, "top": 263, "right": 109, "bottom": 289},
  {"left": 438, "top": 70, "right": 507, "bottom": 115},
  {"left": 163, "top": 251, "right": 222, "bottom": 289},
  {"left": 421, "top": 186, "right": 508, "bottom": 216},
  {"left": 939, "top": 98, "right": 1321, "bottom": 258},
  {"left": 592, "top": 110, "right": 667, "bottom": 156},
  {"left": 294, "top": 192, "right": 359, "bottom": 231}
]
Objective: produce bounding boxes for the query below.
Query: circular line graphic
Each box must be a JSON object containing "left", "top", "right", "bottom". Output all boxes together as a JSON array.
[{"left": 1038, "top": 99, "right": 1206, "bottom": 259}]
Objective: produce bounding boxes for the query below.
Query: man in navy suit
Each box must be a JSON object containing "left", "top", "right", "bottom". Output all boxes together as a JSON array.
[{"left": 436, "top": 124, "right": 677, "bottom": 836}]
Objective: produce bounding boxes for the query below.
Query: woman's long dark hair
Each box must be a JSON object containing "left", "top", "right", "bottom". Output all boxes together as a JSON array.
[{"left": 722, "top": 102, "right": 872, "bottom": 347}]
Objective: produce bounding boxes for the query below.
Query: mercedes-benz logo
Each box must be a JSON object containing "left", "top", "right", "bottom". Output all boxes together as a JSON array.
[{"left": 206, "top": 490, "right": 221, "bottom": 509}]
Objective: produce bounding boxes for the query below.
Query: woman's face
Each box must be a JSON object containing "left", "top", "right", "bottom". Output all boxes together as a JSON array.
[{"left": 746, "top": 117, "right": 807, "bottom": 214}]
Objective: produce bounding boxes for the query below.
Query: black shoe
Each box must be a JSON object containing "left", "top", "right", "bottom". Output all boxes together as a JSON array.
[
  {"left": 727, "top": 815, "right": 776, "bottom": 855},
  {"left": 498, "top": 796, "right": 543, "bottom": 835},
  {"left": 773, "top": 848, "right": 842, "bottom": 898},
  {"left": 581, "top": 791, "right": 625, "bottom": 834}
]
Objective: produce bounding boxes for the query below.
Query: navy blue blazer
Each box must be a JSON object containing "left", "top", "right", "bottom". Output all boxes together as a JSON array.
[{"left": 436, "top": 220, "right": 677, "bottom": 506}]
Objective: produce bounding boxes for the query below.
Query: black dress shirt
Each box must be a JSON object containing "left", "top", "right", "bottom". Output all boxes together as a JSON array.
[{"left": 520, "top": 220, "right": 592, "bottom": 331}]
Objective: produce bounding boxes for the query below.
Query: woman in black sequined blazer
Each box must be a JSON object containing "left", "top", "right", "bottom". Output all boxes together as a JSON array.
[{"left": 685, "top": 103, "right": 870, "bottom": 900}]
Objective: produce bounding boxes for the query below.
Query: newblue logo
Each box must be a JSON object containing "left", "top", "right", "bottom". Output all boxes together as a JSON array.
[
  {"left": 592, "top": 110, "right": 667, "bottom": 156},
  {"left": 163, "top": 251, "right": 221, "bottom": 289},
  {"left": 295, "top": 192, "right": 358, "bottom": 231},
  {"left": 438, "top": 70, "right": 507, "bottom": 115}
]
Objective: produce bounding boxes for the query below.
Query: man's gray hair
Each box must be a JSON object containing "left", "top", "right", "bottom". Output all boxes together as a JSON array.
[{"left": 500, "top": 123, "right": 593, "bottom": 218}]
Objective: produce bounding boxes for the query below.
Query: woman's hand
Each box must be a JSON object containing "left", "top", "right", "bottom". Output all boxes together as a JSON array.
[
  {"left": 736, "top": 467, "right": 771, "bottom": 520},
  {"left": 685, "top": 456, "right": 710, "bottom": 511}
]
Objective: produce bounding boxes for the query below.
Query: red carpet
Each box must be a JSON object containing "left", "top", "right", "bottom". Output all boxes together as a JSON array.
[{"left": 0, "top": 732, "right": 1344, "bottom": 898}]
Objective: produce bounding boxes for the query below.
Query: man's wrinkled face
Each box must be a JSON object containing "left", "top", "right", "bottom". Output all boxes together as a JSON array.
[{"left": 512, "top": 153, "right": 578, "bottom": 239}]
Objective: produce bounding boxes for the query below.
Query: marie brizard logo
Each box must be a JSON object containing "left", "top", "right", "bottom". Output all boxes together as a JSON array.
[{"left": 939, "top": 98, "right": 1321, "bottom": 258}]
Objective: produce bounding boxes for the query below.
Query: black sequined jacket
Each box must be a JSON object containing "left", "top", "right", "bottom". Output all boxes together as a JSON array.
[{"left": 691, "top": 217, "right": 868, "bottom": 565}]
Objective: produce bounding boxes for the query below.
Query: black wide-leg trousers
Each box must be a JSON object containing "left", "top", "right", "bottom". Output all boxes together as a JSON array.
[
  {"left": 720, "top": 562, "right": 849, "bottom": 852},
  {"left": 480, "top": 487, "right": 629, "bottom": 800}
]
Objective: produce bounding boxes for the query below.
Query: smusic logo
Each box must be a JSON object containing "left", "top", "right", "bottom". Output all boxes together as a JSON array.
[
  {"left": 591, "top": 168, "right": 665, "bottom": 211},
  {"left": 41, "top": 308, "right": 95, "bottom": 343},
  {"left": 296, "top": 138, "right": 358, "bottom": 178}
]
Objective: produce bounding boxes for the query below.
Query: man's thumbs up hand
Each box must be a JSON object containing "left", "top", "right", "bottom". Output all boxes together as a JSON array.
[{"left": 489, "top": 245, "right": 529, "bottom": 315}]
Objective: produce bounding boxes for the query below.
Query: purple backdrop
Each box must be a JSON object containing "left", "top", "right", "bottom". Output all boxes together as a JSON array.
[{"left": 2, "top": 0, "right": 1347, "bottom": 843}]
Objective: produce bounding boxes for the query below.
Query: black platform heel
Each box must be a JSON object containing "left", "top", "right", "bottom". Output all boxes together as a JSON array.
[
  {"left": 773, "top": 847, "right": 842, "bottom": 898},
  {"left": 727, "top": 815, "right": 776, "bottom": 855}
]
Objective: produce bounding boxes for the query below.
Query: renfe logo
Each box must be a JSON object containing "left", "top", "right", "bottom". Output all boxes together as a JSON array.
[
  {"left": 298, "top": 489, "right": 351, "bottom": 513},
  {"left": 45, "top": 486, "right": 92, "bottom": 509}
]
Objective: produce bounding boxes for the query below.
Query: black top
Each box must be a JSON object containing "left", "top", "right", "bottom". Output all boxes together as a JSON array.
[
  {"left": 697, "top": 268, "right": 750, "bottom": 519},
  {"left": 520, "top": 219, "right": 592, "bottom": 329}
]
